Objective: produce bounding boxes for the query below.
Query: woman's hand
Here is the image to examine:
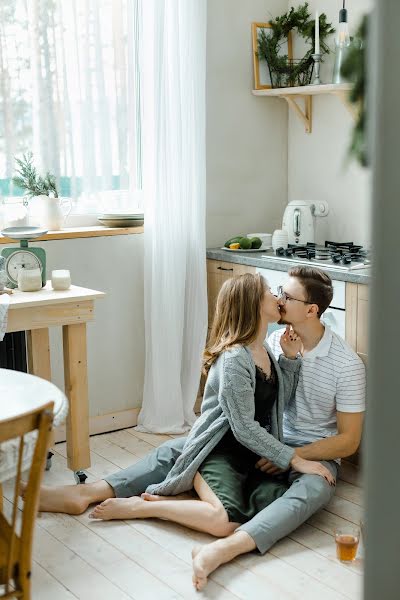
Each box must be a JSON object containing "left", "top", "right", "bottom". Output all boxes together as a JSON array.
[
  {"left": 280, "top": 325, "right": 302, "bottom": 359},
  {"left": 290, "top": 453, "right": 336, "bottom": 486}
]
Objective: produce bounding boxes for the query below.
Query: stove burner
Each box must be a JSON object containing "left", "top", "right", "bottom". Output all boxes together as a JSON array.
[{"left": 274, "top": 241, "right": 370, "bottom": 268}]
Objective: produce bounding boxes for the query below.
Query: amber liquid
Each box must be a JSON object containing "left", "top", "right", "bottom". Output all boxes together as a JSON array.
[{"left": 336, "top": 534, "right": 359, "bottom": 562}]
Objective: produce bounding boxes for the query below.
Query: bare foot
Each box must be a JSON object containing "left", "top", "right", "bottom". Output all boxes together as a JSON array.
[
  {"left": 89, "top": 496, "right": 146, "bottom": 520},
  {"left": 141, "top": 492, "right": 194, "bottom": 502},
  {"left": 192, "top": 544, "right": 223, "bottom": 591},
  {"left": 20, "top": 481, "right": 92, "bottom": 515}
]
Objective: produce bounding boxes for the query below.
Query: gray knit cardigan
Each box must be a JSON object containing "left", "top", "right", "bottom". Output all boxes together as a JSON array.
[{"left": 146, "top": 343, "right": 301, "bottom": 496}]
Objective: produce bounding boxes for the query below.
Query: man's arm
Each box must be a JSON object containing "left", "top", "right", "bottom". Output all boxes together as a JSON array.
[
  {"left": 294, "top": 411, "right": 364, "bottom": 460},
  {"left": 256, "top": 411, "right": 364, "bottom": 473}
]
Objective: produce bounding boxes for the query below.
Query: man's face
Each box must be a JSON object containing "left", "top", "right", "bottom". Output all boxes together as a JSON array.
[{"left": 278, "top": 276, "right": 314, "bottom": 326}]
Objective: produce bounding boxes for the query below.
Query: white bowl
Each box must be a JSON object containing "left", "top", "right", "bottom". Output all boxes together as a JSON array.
[{"left": 247, "top": 233, "right": 272, "bottom": 247}]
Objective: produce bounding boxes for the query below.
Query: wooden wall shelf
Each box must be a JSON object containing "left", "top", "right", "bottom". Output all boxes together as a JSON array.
[{"left": 252, "top": 83, "right": 354, "bottom": 133}]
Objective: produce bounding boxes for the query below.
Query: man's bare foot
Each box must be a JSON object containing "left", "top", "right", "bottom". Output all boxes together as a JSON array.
[
  {"left": 19, "top": 480, "right": 114, "bottom": 515},
  {"left": 88, "top": 496, "right": 146, "bottom": 520},
  {"left": 192, "top": 544, "right": 223, "bottom": 591}
]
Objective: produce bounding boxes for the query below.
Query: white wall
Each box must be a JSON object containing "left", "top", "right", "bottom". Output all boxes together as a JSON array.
[
  {"left": 206, "top": 0, "right": 289, "bottom": 247},
  {"left": 27, "top": 234, "right": 145, "bottom": 416},
  {"left": 288, "top": 0, "right": 373, "bottom": 246}
]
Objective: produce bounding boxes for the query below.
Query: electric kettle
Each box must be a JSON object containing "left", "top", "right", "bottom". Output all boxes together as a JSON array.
[{"left": 282, "top": 200, "right": 315, "bottom": 245}]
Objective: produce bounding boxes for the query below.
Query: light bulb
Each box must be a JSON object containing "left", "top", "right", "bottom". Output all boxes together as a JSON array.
[{"left": 336, "top": 21, "right": 351, "bottom": 47}]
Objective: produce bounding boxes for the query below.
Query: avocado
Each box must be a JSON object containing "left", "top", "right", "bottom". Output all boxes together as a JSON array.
[
  {"left": 239, "top": 237, "right": 252, "bottom": 250},
  {"left": 224, "top": 236, "right": 244, "bottom": 248},
  {"left": 249, "top": 237, "right": 262, "bottom": 249}
]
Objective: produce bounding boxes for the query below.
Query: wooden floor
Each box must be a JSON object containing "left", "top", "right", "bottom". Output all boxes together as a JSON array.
[{"left": 2, "top": 429, "right": 364, "bottom": 599}]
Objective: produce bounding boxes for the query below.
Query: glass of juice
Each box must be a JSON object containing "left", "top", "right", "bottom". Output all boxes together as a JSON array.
[{"left": 335, "top": 525, "right": 360, "bottom": 563}]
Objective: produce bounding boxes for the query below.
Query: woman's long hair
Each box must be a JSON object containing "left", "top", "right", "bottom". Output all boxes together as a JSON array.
[{"left": 203, "top": 273, "right": 267, "bottom": 374}]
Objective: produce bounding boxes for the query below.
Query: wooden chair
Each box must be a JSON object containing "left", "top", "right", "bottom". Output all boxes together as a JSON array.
[{"left": 0, "top": 402, "right": 54, "bottom": 599}]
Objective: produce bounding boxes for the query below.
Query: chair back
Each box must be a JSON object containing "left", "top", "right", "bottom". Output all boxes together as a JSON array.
[{"left": 0, "top": 401, "right": 54, "bottom": 598}]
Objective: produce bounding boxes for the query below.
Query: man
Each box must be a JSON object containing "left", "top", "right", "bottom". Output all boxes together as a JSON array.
[{"left": 27, "top": 266, "right": 365, "bottom": 590}]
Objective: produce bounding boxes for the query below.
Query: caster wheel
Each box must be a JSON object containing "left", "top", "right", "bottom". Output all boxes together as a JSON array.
[
  {"left": 74, "top": 471, "right": 88, "bottom": 484},
  {"left": 45, "top": 451, "right": 54, "bottom": 471}
]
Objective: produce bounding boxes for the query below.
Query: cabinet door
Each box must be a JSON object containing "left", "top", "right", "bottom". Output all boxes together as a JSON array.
[
  {"left": 206, "top": 260, "right": 255, "bottom": 328},
  {"left": 356, "top": 284, "right": 368, "bottom": 363},
  {"left": 345, "top": 283, "right": 368, "bottom": 364}
]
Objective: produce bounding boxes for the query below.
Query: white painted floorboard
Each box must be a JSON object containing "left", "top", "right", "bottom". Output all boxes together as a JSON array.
[{"left": 3, "top": 430, "right": 364, "bottom": 599}]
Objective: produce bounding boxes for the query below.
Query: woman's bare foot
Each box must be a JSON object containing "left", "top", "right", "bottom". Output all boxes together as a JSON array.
[
  {"left": 88, "top": 496, "right": 147, "bottom": 520},
  {"left": 192, "top": 544, "right": 223, "bottom": 591},
  {"left": 141, "top": 491, "right": 195, "bottom": 502},
  {"left": 19, "top": 480, "right": 114, "bottom": 515}
]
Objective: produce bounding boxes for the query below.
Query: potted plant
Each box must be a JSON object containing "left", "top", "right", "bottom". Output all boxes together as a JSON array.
[{"left": 12, "top": 153, "right": 71, "bottom": 230}]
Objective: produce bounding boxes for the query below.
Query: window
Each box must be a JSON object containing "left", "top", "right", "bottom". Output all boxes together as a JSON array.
[{"left": 0, "top": 0, "right": 142, "bottom": 213}]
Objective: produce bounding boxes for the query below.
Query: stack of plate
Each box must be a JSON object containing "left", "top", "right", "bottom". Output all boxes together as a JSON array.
[{"left": 98, "top": 210, "right": 144, "bottom": 228}]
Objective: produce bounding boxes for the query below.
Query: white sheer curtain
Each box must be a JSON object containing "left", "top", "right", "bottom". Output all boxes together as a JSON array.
[{"left": 136, "top": 0, "right": 208, "bottom": 433}]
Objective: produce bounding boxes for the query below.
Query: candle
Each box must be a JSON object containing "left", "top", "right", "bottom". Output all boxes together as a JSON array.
[
  {"left": 51, "top": 269, "right": 71, "bottom": 291},
  {"left": 315, "top": 11, "right": 320, "bottom": 54}
]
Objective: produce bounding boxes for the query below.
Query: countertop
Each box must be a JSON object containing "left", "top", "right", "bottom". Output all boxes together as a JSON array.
[{"left": 206, "top": 248, "right": 370, "bottom": 284}]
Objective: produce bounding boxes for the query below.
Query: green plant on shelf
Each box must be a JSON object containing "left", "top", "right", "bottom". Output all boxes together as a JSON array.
[{"left": 258, "top": 2, "right": 334, "bottom": 88}]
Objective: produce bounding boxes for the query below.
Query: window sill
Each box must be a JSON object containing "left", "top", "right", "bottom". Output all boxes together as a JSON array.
[{"left": 0, "top": 225, "right": 144, "bottom": 244}]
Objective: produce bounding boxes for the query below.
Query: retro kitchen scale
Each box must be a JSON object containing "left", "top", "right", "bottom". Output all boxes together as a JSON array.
[{"left": 0, "top": 227, "right": 48, "bottom": 289}]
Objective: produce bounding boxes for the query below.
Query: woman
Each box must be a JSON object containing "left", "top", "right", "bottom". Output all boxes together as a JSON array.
[{"left": 89, "top": 273, "right": 334, "bottom": 544}]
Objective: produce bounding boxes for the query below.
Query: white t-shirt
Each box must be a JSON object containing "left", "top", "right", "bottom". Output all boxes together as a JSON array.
[{"left": 268, "top": 325, "right": 366, "bottom": 447}]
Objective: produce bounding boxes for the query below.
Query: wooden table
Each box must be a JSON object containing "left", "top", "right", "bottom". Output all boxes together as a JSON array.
[
  {"left": 0, "top": 368, "right": 68, "bottom": 484},
  {"left": 5, "top": 282, "right": 105, "bottom": 476}
]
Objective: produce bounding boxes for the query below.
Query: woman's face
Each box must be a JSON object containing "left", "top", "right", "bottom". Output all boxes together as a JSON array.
[{"left": 260, "top": 285, "right": 281, "bottom": 323}]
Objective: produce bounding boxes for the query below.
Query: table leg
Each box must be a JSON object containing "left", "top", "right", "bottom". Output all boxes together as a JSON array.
[
  {"left": 0, "top": 483, "right": 3, "bottom": 512},
  {"left": 27, "top": 329, "right": 55, "bottom": 447},
  {"left": 63, "top": 323, "right": 90, "bottom": 471}
]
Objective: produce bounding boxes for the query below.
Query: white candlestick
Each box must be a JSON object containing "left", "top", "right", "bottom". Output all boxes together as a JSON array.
[{"left": 315, "top": 11, "right": 320, "bottom": 54}]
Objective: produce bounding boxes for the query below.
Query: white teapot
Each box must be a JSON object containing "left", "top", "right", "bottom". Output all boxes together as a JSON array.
[{"left": 31, "top": 195, "right": 72, "bottom": 230}]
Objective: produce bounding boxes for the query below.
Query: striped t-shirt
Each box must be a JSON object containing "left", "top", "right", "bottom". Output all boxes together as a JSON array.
[{"left": 268, "top": 325, "right": 366, "bottom": 447}]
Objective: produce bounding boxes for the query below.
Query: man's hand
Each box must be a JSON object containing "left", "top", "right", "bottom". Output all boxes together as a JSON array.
[{"left": 255, "top": 457, "right": 288, "bottom": 475}]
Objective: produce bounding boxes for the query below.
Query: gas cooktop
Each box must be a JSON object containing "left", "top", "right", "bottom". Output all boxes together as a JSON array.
[{"left": 262, "top": 241, "right": 371, "bottom": 271}]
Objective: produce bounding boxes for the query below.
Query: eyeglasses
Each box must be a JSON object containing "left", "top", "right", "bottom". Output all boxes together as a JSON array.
[{"left": 277, "top": 285, "right": 311, "bottom": 305}]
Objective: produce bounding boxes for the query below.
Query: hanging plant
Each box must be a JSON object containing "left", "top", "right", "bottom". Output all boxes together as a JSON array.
[{"left": 258, "top": 3, "right": 334, "bottom": 88}]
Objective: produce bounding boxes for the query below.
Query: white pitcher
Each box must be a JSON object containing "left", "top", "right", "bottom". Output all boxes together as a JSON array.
[{"left": 31, "top": 195, "right": 72, "bottom": 230}]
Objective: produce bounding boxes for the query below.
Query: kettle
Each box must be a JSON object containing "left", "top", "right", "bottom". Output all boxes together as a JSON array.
[{"left": 282, "top": 200, "right": 315, "bottom": 245}]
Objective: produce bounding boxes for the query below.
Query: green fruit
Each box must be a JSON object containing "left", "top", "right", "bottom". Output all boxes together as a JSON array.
[
  {"left": 249, "top": 237, "right": 262, "bottom": 249},
  {"left": 224, "top": 236, "right": 244, "bottom": 248},
  {"left": 239, "top": 237, "right": 252, "bottom": 250}
]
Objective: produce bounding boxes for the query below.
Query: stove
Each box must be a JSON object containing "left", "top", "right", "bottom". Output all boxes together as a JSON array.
[{"left": 262, "top": 241, "right": 371, "bottom": 271}]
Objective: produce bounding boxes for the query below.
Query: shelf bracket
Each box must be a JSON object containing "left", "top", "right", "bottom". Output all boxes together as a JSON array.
[{"left": 283, "top": 95, "right": 312, "bottom": 133}]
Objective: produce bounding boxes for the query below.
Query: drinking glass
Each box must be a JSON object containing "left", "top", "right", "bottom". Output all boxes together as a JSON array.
[{"left": 335, "top": 525, "right": 360, "bottom": 563}]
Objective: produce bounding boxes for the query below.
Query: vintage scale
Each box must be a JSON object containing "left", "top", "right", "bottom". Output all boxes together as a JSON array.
[{"left": 0, "top": 227, "right": 48, "bottom": 289}]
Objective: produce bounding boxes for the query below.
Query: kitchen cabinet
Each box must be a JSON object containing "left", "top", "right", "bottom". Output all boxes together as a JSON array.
[{"left": 345, "top": 283, "right": 369, "bottom": 364}]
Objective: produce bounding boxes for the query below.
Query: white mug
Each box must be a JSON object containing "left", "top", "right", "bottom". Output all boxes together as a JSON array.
[
  {"left": 272, "top": 229, "right": 289, "bottom": 251},
  {"left": 51, "top": 269, "right": 71, "bottom": 291},
  {"left": 18, "top": 267, "right": 42, "bottom": 292}
]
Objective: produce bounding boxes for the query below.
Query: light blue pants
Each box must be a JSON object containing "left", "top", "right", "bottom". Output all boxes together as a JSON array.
[{"left": 104, "top": 436, "right": 337, "bottom": 554}]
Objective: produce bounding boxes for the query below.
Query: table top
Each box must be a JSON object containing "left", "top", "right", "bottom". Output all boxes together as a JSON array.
[
  {"left": 8, "top": 281, "right": 105, "bottom": 310},
  {"left": 0, "top": 368, "right": 68, "bottom": 424}
]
